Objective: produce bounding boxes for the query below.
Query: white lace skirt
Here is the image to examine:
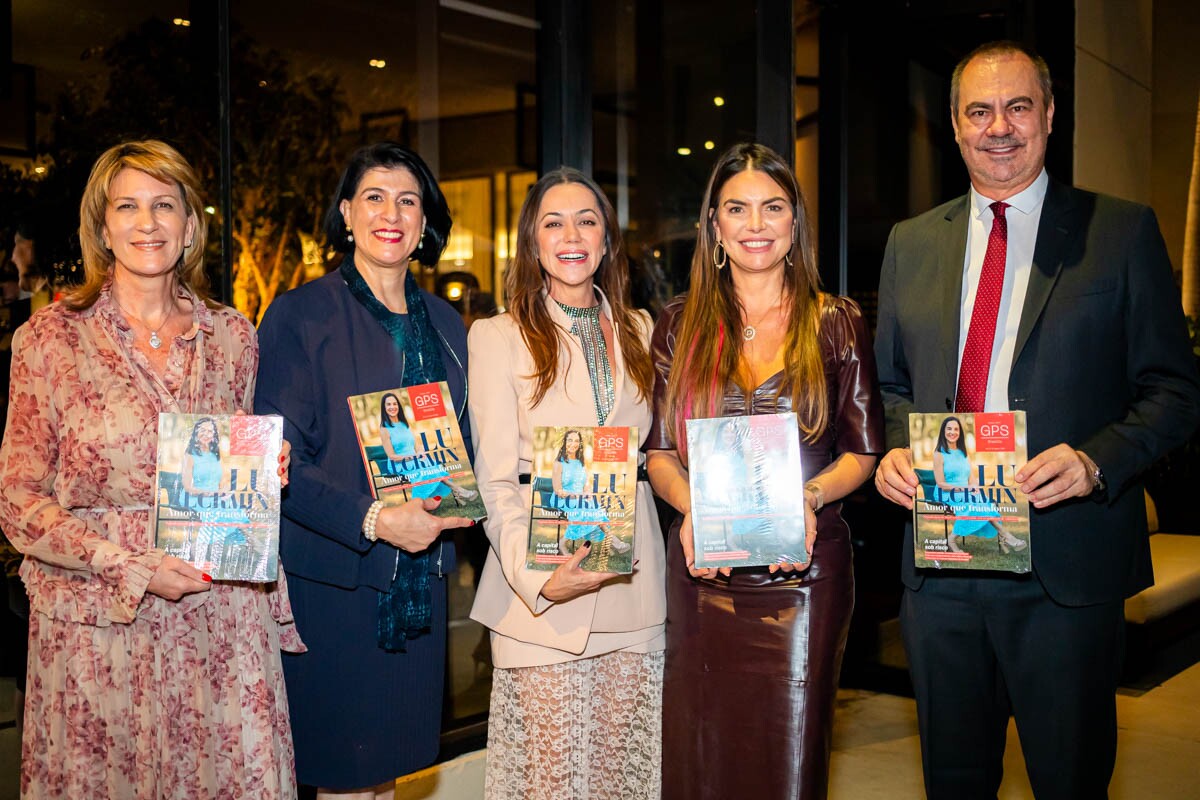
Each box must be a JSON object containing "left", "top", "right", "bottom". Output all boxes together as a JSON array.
[{"left": 485, "top": 649, "right": 664, "bottom": 800}]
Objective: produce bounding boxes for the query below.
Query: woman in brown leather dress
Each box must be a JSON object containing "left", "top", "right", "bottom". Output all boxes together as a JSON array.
[{"left": 645, "top": 142, "right": 884, "bottom": 800}]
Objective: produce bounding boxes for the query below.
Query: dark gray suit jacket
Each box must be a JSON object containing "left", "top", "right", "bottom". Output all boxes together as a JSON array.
[{"left": 875, "top": 178, "right": 1200, "bottom": 606}]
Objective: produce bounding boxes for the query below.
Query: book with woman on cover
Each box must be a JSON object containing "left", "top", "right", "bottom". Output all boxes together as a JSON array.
[
  {"left": 685, "top": 413, "right": 808, "bottom": 569},
  {"left": 909, "top": 411, "right": 1031, "bottom": 573},
  {"left": 153, "top": 413, "right": 283, "bottom": 581},
  {"left": 347, "top": 381, "right": 486, "bottom": 521},
  {"left": 526, "top": 425, "right": 638, "bottom": 574}
]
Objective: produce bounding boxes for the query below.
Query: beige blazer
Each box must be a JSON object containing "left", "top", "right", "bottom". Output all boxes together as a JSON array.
[{"left": 467, "top": 291, "right": 667, "bottom": 669}]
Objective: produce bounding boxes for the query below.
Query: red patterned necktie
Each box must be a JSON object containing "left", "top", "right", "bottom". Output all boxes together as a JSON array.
[{"left": 954, "top": 201, "right": 1009, "bottom": 413}]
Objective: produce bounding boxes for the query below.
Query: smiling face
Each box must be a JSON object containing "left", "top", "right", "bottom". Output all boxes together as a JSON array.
[
  {"left": 383, "top": 395, "right": 401, "bottom": 421},
  {"left": 952, "top": 52, "right": 1054, "bottom": 200},
  {"left": 340, "top": 167, "right": 426, "bottom": 273},
  {"left": 944, "top": 419, "right": 961, "bottom": 443},
  {"left": 712, "top": 168, "right": 794, "bottom": 275},
  {"left": 564, "top": 430, "right": 582, "bottom": 457},
  {"left": 196, "top": 420, "right": 217, "bottom": 448},
  {"left": 534, "top": 182, "right": 607, "bottom": 301},
  {"left": 102, "top": 168, "right": 196, "bottom": 281}
]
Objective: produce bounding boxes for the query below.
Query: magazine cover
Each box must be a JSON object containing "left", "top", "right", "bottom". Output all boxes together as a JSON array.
[
  {"left": 526, "top": 426, "right": 638, "bottom": 574},
  {"left": 685, "top": 413, "right": 808, "bottom": 569},
  {"left": 347, "top": 382, "right": 486, "bottom": 521},
  {"left": 909, "top": 411, "right": 1031, "bottom": 573},
  {"left": 153, "top": 413, "right": 283, "bottom": 582}
]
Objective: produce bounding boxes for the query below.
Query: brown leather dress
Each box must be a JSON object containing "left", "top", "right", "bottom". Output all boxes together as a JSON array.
[{"left": 647, "top": 295, "right": 885, "bottom": 800}]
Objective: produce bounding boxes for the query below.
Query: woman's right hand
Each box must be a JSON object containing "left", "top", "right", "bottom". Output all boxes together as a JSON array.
[
  {"left": 375, "top": 496, "right": 473, "bottom": 552},
  {"left": 540, "top": 541, "right": 619, "bottom": 603},
  {"left": 680, "top": 511, "right": 726, "bottom": 579},
  {"left": 146, "top": 555, "right": 212, "bottom": 600}
]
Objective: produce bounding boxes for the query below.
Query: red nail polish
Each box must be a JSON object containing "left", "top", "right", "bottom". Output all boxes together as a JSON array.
[
  {"left": 202, "top": 573, "right": 213, "bottom": 582},
  {"left": 279, "top": 455, "right": 286, "bottom": 463}
]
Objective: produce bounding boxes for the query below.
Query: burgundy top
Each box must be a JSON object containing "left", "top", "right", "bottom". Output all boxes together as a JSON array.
[{"left": 646, "top": 293, "right": 885, "bottom": 482}]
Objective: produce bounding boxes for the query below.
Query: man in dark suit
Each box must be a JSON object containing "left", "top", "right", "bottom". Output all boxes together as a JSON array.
[{"left": 874, "top": 41, "right": 1200, "bottom": 798}]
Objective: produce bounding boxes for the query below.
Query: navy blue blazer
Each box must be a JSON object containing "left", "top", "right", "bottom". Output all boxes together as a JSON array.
[
  {"left": 875, "top": 179, "right": 1200, "bottom": 605},
  {"left": 255, "top": 270, "right": 468, "bottom": 590}
]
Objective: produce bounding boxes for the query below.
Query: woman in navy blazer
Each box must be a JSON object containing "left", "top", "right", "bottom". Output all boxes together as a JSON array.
[{"left": 256, "top": 142, "right": 473, "bottom": 799}]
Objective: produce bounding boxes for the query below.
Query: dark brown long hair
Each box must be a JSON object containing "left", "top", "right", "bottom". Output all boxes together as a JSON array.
[
  {"left": 505, "top": 167, "right": 654, "bottom": 408},
  {"left": 664, "top": 142, "right": 827, "bottom": 449}
]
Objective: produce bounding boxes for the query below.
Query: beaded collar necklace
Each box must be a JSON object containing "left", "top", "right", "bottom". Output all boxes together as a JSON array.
[{"left": 556, "top": 298, "right": 615, "bottom": 424}]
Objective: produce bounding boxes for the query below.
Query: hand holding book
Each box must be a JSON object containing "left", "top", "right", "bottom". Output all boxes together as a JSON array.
[
  {"left": 875, "top": 446, "right": 918, "bottom": 509},
  {"left": 538, "top": 540, "right": 621, "bottom": 603},
  {"left": 146, "top": 554, "right": 213, "bottom": 600},
  {"left": 373, "top": 496, "right": 473, "bottom": 553}
]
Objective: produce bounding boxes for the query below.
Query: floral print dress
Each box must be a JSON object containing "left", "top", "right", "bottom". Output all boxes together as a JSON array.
[{"left": 0, "top": 283, "right": 304, "bottom": 800}]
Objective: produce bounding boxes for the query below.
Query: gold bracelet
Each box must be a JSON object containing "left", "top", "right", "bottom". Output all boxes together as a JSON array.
[
  {"left": 804, "top": 481, "right": 825, "bottom": 513},
  {"left": 362, "top": 500, "right": 385, "bottom": 542}
]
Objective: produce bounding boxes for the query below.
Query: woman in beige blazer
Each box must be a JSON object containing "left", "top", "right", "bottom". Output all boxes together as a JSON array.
[{"left": 468, "top": 167, "right": 666, "bottom": 800}]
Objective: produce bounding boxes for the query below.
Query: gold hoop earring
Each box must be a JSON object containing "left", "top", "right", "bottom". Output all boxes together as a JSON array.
[{"left": 713, "top": 240, "right": 727, "bottom": 270}]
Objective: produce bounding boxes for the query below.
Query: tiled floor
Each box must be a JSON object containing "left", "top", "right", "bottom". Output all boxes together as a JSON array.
[{"left": 4, "top": 659, "right": 1199, "bottom": 799}]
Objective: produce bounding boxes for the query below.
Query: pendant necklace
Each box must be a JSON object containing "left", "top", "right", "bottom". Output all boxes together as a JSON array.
[
  {"left": 742, "top": 301, "right": 781, "bottom": 342},
  {"left": 114, "top": 295, "right": 172, "bottom": 350}
]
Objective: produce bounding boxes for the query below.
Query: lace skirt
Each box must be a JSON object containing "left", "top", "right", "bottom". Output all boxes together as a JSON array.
[{"left": 485, "top": 649, "right": 664, "bottom": 800}]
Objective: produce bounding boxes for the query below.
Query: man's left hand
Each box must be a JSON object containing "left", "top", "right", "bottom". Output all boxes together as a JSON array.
[{"left": 1017, "top": 444, "right": 1095, "bottom": 508}]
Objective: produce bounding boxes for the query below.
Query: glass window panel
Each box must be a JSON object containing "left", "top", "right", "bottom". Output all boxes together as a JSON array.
[
  {"left": 593, "top": 0, "right": 759, "bottom": 312},
  {"left": 7, "top": 3, "right": 221, "bottom": 291}
]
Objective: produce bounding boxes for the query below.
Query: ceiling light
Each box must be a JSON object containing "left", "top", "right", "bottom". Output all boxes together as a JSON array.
[
  {"left": 704, "top": 141, "right": 715, "bottom": 150},
  {"left": 204, "top": 206, "right": 216, "bottom": 215},
  {"left": 173, "top": 18, "right": 191, "bottom": 27},
  {"left": 369, "top": 59, "right": 387, "bottom": 69},
  {"left": 33, "top": 166, "right": 46, "bottom": 174},
  {"left": 677, "top": 147, "right": 692, "bottom": 156},
  {"left": 713, "top": 96, "right": 725, "bottom": 107}
]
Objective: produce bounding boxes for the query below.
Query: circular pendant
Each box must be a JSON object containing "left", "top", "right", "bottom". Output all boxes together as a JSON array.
[
  {"left": 149, "top": 331, "right": 163, "bottom": 349},
  {"left": 742, "top": 325, "right": 756, "bottom": 341}
]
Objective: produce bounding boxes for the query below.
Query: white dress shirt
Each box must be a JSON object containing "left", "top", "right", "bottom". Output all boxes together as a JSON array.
[{"left": 957, "top": 169, "right": 1048, "bottom": 412}]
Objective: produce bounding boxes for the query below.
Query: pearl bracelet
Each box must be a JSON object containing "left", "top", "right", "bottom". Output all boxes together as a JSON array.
[
  {"left": 363, "top": 500, "right": 385, "bottom": 542},
  {"left": 804, "top": 482, "right": 825, "bottom": 513}
]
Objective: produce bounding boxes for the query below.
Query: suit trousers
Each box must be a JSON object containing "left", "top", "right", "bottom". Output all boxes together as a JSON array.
[{"left": 901, "top": 571, "right": 1124, "bottom": 800}]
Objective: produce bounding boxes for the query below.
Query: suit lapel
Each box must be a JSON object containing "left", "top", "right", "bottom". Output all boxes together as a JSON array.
[
  {"left": 939, "top": 197, "right": 970, "bottom": 395},
  {"left": 1014, "top": 180, "right": 1076, "bottom": 362}
]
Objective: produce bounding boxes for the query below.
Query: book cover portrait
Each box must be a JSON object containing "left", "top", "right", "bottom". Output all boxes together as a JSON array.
[
  {"left": 686, "top": 413, "right": 807, "bottom": 569},
  {"left": 347, "top": 382, "right": 486, "bottom": 521},
  {"left": 153, "top": 413, "right": 283, "bottom": 581},
  {"left": 526, "top": 425, "right": 638, "bottom": 574},
  {"left": 909, "top": 411, "right": 1031, "bottom": 573}
]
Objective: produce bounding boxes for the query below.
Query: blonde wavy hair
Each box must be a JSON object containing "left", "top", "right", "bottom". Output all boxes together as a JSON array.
[{"left": 67, "top": 139, "right": 212, "bottom": 310}]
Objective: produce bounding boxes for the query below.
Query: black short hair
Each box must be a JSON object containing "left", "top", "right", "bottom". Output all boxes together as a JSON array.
[{"left": 322, "top": 142, "right": 452, "bottom": 266}]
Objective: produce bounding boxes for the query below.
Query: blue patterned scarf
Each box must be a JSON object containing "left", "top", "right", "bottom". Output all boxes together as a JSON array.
[{"left": 340, "top": 256, "right": 447, "bottom": 652}]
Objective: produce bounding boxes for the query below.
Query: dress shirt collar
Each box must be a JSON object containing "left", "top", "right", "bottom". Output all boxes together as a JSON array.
[{"left": 969, "top": 168, "right": 1048, "bottom": 221}]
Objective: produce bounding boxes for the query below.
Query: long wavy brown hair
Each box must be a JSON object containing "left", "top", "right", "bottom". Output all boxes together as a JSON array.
[
  {"left": 506, "top": 167, "right": 654, "bottom": 408},
  {"left": 68, "top": 139, "right": 212, "bottom": 310},
  {"left": 664, "top": 142, "right": 827, "bottom": 450}
]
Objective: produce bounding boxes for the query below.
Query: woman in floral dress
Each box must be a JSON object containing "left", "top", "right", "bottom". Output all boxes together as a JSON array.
[{"left": 0, "top": 140, "right": 301, "bottom": 799}]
